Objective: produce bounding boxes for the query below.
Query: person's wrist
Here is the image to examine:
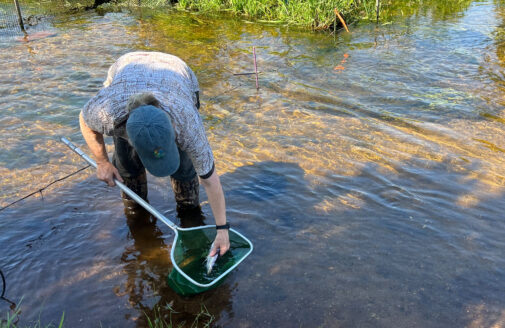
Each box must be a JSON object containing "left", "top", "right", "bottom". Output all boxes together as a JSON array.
[
  {"left": 96, "top": 159, "right": 110, "bottom": 165},
  {"left": 216, "top": 223, "right": 229, "bottom": 230},
  {"left": 216, "top": 230, "right": 228, "bottom": 236}
]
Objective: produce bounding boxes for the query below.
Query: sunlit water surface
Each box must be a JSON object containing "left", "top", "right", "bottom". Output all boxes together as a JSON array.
[{"left": 1, "top": 1, "right": 505, "bottom": 327}]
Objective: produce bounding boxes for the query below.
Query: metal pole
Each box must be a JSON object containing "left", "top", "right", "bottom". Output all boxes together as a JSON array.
[
  {"left": 60, "top": 137, "right": 178, "bottom": 231},
  {"left": 13, "top": 0, "right": 25, "bottom": 32},
  {"left": 376, "top": 0, "right": 380, "bottom": 23}
]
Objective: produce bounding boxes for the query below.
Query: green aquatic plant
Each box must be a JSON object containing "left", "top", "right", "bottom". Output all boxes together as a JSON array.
[
  {"left": 144, "top": 303, "right": 214, "bottom": 328},
  {"left": 0, "top": 308, "right": 19, "bottom": 328},
  {"left": 145, "top": 305, "right": 173, "bottom": 328},
  {"left": 0, "top": 299, "right": 212, "bottom": 328},
  {"left": 0, "top": 298, "right": 65, "bottom": 328},
  {"left": 0, "top": 303, "right": 212, "bottom": 327},
  {"left": 0, "top": 307, "right": 64, "bottom": 328}
]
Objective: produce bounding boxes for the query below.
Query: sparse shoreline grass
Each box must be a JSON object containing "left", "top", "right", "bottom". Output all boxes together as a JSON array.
[
  {"left": 144, "top": 303, "right": 214, "bottom": 328},
  {"left": 1, "top": 302, "right": 212, "bottom": 328},
  {"left": 0, "top": 306, "right": 64, "bottom": 328}
]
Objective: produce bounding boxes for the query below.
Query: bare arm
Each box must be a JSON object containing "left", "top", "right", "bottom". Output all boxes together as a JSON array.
[
  {"left": 200, "top": 169, "right": 230, "bottom": 256},
  {"left": 79, "top": 112, "right": 123, "bottom": 186}
]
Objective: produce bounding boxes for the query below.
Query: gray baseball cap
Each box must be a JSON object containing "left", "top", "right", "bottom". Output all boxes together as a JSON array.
[{"left": 126, "top": 105, "right": 180, "bottom": 177}]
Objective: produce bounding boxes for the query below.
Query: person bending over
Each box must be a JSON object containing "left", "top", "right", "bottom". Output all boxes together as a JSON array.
[{"left": 79, "top": 51, "right": 229, "bottom": 256}]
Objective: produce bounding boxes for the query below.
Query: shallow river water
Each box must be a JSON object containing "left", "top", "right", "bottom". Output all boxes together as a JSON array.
[{"left": 1, "top": 1, "right": 505, "bottom": 327}]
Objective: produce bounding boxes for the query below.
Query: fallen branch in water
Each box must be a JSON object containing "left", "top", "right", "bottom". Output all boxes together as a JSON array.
[{"left": 334, "top": 8, "right": 349, "bottom": 33}]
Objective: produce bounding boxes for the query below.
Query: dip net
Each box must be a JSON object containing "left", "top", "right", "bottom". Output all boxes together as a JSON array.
[{"left": 167, "top": 227, "right": 253, "bottom": 296}]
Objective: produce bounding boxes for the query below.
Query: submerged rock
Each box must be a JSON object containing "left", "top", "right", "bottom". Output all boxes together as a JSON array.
[{"left": 23, "top": 15, "right": 45, "bottom": 27}]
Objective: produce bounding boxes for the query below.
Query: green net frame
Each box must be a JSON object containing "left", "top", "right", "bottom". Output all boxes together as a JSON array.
[{"left": 167, "top": 226, "right": 253, "bottom": 296}]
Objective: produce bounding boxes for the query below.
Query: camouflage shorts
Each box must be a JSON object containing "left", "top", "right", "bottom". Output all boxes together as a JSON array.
[{"left": 112, "top": 135, "right": 200, "bottom": 209}]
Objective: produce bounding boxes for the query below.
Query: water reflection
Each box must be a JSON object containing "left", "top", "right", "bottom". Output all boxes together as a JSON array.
[
  {"left": 378, "top": 0, "right": 473, "bottom": 22},
  {"left": 490, "top": 1, "right": 505, "bottom": 92},
  {"left": 118, "top": 202, "right": 233, "bottom": 326},
  {"left": 223, "top": 160, "right": 505, "bottom": 327}
]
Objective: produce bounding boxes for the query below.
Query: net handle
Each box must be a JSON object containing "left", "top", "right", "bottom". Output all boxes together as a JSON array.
[{"left": 61, "top": 137, "right": 178, "bottom": 231}]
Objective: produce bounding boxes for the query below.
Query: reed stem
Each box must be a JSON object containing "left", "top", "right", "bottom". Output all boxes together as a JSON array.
[
  {"left": 376, "top": 0, "right": 380, "bottom": 23},
  {"left": 253, "top": 46, "right": 259, "bottom": 90},
  {"left": 334, "top": 8, "right": 349, "bottom": 33}
]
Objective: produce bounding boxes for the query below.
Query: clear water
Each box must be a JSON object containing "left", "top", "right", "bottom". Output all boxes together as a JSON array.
[{"left": 1, "top": 1, "right": 505, "bottom": 327}]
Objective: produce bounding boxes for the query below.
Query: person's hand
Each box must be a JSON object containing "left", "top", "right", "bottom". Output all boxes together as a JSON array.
[
  {"left": 210, "top": 229, "right": 230, "bottom": 256},
  {"left": 96, "top": 161, "right": 123, "bottom": 186}
]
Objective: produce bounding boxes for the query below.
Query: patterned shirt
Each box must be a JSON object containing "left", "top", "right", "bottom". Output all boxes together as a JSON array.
[{"left": 81, "top": 52, "right": 214, "bottom": 177}]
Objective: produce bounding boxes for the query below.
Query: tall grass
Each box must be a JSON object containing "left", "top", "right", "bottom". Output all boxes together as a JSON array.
[
  {"left": 144, "top": 303, "right": 214, "bottom": 328},
  {"left": 0, "top": 306, "right": 64, "bottom": 328},
  {"left": 1, "top": 301, "right": 212, "bottom": 328},
  {"left": 175, "top": 0, "right": 474, "bottom": 28},
  {"left": 18, "top": 0, "right": 474, "bottom": 30},
  {"left": 1, "top": 303, "right": 212, "bottom": 327},
  {"left": 176, "top": 0, "right": 370, "bottom": 29}
]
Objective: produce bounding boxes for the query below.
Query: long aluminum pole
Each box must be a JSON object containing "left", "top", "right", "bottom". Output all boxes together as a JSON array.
[{"left": 60, "top": 137, "right": 178, "bottom": 231}]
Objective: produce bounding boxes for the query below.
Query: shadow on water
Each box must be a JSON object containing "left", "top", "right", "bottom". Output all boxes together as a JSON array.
[
  {"left": 117, "top": 160, "right": 310, "bottom": 327},
  {"left": 116, "top": 207, "right": 235, "bottom": 327},
  {"left": 226, "top": 161, "right": 294, "bottom": 202},
  {"left": 228, "top": 161, "right": 505, "bottom": 328}
]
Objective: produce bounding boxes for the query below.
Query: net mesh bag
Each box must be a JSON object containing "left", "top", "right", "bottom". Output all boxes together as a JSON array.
[{"left": 167, "top": 227, "right": 252, "bottom": 296}]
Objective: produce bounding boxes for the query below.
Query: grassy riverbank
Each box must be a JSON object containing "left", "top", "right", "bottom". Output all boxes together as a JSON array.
[
  {"left": 11, "top": 0, "right": 473, "bottom": 30},
  {"left": 95, "top": 0, "right": 473, "bottom": 29},
  {"left": 174, "top": 0, "right": 373, "bottom": 29},
  {"left": 173, "top": 0, "right": 474, "bottom": 28}
]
